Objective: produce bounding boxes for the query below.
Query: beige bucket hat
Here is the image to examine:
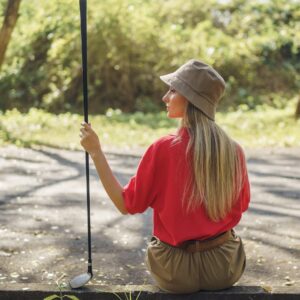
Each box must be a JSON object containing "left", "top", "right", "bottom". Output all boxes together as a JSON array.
[{"left": 160, "top": 59, "right": 226, "bottom": 121}]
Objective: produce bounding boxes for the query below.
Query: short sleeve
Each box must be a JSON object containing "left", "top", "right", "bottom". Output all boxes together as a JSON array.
[
  {"left": 238, "top": 146, "right": 251, "bottom": 212},
  {"left": 241, "top": 167, "right": 250, "bottom": 212},
  {"left": 122, "top": 143, "right": 158, "bottom": 214}
]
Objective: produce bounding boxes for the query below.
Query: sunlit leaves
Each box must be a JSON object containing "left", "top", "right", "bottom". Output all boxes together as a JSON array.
[
  {"left": 0, "top": 100, "right": 300, "bottom": 149},
  {"left": 0, "top": 0, "right": 299, "bottom": 113}
]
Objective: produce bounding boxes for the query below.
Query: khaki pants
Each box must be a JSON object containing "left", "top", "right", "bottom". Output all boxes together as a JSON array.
[{"left": 145, "top": 230, "right": 246, "bottom": 294}]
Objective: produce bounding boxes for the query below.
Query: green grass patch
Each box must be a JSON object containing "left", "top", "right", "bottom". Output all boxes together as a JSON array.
[{"left": 0, "top": 98, "right": 299, "bottom": 151}]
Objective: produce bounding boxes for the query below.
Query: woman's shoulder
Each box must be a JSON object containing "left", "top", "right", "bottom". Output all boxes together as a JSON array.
[
  {"left": 232, "top": 141, "right": 248, "bottom": 175},
  {"left": 141, "top": 130, "right": 185, "bottom": 159},
  {"left": 151, "top": 128, "right": 188, "bottom": 149},
  {"left": 232, "top": 140, "right": 246, "bottom": 156},
  {"left": 154, "top": 133, "right": 177, "bottom": 144}
]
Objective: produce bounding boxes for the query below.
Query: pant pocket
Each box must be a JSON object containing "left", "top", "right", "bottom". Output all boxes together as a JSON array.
[
  {"left": 198, "top": 234, "right": 246, "bottom": 291},
  {"left": 145, "top": 239, "right": 201, "bottom": 293}
]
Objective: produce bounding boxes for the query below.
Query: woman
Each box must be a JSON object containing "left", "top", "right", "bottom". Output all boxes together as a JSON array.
[{"left": 79, "top": 59, "right": 251, "bottom": 294}]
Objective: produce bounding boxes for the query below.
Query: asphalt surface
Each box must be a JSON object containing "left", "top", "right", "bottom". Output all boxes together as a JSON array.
[{"left": 0, "top": 145, "right": 299, "bottom": 290}]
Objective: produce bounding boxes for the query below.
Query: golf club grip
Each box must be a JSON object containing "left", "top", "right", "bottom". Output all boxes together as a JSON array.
[
  {"left": 79, "top": 0, "right": 93, "bottom": 275},
  {"left": 79, "top": 0, "right": 88, "bottom": 123}
]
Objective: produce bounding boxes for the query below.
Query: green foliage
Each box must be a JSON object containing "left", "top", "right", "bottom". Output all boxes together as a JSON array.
[
  {"left": 44, "top": 294, "right": 80, "bottom": 300},
  {"left": 113, "top": 289, "right": 142, "bottom": 300},
  {"left": 43, "top": 274, "right": 80, "bottom": 300},
  {"left": 0, "top": 0, "right": 299, "bottom": 113},
  {"left": 44, "top": 296, "right": 60, "bottom": 300},
  {"left": 0, "top": 98, "right": 299, "bottom": 150}
]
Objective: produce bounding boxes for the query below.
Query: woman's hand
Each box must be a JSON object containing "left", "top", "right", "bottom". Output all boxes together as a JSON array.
[{"left": 79, "top": 122, "right": 102, "bottom": 158}]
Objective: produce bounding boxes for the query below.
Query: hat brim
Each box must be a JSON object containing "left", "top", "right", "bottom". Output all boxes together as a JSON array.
[{"left": 159, "top": 73, "right": 215, "bottom": 121}]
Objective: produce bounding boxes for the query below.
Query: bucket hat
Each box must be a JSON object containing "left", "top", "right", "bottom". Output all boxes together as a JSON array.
[{"left": 160, "top": 59, "right": 226, "bottom": 121}]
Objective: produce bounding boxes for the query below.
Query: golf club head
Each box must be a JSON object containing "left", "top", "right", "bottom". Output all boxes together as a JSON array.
[{"left": 69, "top": 272, "right": 92, "bottom": 288}]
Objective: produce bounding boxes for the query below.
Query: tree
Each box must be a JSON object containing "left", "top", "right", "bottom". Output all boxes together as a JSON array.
[
  {"left": 295, "top": 97, "right": 300, "bottom": 120},
  {"left": 0, "top": 0, "right": 22, "bottom": 72}
]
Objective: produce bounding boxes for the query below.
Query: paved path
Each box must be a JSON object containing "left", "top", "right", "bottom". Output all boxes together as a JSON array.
[{"left": 0, "top": 145, "right": 299, "bottom": 290}]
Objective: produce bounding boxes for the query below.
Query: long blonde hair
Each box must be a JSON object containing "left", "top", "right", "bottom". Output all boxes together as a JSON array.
[{"left": 180, "top": 102, "right": 245, "bottom": 222}]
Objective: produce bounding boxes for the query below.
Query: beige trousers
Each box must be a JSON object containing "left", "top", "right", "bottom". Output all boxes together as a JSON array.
[{"left": 145, "top": 230, "right": 246, "bottom": 294}]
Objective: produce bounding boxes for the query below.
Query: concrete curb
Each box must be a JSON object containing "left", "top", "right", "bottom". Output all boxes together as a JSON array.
[{"left": 0, "top": 284, "right": 299, "bottom": 300}]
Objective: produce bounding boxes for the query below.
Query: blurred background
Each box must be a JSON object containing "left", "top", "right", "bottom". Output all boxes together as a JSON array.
[{"left": 0, "top": 0, "right": 299, "bottom": 149}]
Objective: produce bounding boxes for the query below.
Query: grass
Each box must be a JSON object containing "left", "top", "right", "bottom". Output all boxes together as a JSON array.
[
  {"left": 0, "top": 97, "right": 299, "bottom": 152},
  {"left": 113, "top": 290, "right": 142, "bottom": 300},
  {"left": 43, "top": 274, "right": 79, "bottom": 300}
]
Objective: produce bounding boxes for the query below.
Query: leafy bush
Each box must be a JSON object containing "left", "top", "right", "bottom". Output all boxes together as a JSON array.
[
  {"left": 0, "top": 98, "right": 299, "bottom": 150},
  {"left": 0, "top": 0, "right": 299, "bottom": 113}
]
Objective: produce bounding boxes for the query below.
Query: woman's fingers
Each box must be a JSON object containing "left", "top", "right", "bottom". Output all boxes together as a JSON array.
[
  {"left": 79, "top": 121, "right": 101, "bottom": 156},
  {"left": 79, "top": 122, "right": 93, "bottom": 140},
  {"left": 80, "top": 122, "right": 92, "bottom": 134},
  {"left": 81, "top": 121, "right": 91, "bottom": 128},
  {"left": 80, "top": 121, "right": 91, "bottom": 133}
]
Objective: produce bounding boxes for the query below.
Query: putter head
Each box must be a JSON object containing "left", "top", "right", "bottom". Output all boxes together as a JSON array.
[{"left": 69, "top": 272, "right": 92, "bottom": 289}]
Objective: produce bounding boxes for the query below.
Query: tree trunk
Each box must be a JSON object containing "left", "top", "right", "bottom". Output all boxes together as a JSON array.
[
  {"left": 0, "top": 0, "right": 22, "bottom": 72},
  {"left": 295, "top": 96, "right": 300, "bottom": 120}
]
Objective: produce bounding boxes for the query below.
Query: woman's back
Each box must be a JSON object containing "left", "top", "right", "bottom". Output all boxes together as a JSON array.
[{"left": 122, "top": 126, "right": 250, "bottom": 246}]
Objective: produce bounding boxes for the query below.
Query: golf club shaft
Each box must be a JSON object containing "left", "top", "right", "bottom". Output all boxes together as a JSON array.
[{"left": 79, "top": 0, "right": 92, "bottom": 276}]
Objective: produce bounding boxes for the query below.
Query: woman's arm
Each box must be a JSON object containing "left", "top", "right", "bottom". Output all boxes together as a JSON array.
[{"left": 80, "top": 122, "right": 128, "bottom": 215}]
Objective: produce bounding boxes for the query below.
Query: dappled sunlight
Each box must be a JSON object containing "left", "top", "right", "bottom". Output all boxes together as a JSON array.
[
  {"left": 0, "top": 145, "right": 153, "bottom": 287},
  {"left": 235, "top": 147, "right": 300, "bottom": 286},
  {"left": 0, "top": 143, "right": 299, "bottom": 287}
]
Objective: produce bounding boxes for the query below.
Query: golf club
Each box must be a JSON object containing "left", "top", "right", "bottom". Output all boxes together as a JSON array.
[{"left": 69, "top": 0, "right": 93, "bottom": 289}]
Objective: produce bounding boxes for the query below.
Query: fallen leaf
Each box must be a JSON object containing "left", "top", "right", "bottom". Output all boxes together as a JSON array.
[
  {"left": 284, "top": 281, "right": 295, "bottom": 286},
  {"left": 261, "top": 285, "right": 272, "bottom": 293}
]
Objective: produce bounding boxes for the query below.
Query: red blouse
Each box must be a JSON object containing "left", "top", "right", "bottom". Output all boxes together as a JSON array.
[{"left": 122, "top": 127, "right": 250, "bottom": 246}]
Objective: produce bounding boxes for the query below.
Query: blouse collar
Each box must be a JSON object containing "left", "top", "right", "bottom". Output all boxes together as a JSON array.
[{"left": 177, "top": 126, "right": 190, "bottom": 140}]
